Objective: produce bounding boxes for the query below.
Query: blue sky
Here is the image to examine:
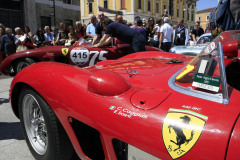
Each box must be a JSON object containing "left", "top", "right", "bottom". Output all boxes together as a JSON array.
[{"left": 196, "top": 0, "right": 218, "bottom": 11}]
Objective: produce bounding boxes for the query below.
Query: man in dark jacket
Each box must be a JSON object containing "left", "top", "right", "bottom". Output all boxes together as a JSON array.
[
  {"left": 174, "top": 19, "right": 189, "bottom": 46},
  {"left": 1, "top": 28, "right": 16, "bottom": 58},
  {"left": 93, "top": 17, "right": 146, "bottom": 53}
]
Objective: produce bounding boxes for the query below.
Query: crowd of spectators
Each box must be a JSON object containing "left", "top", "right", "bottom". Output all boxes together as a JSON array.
[
  {"left": 0, "top": 21, "right": 87, "bottom": 59},
  {"left": 0, "top": 10, "right": 208, "bottom": 58}
]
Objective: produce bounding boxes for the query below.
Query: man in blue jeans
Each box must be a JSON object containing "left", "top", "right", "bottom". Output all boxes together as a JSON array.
[{"left": 93, "top": 17, "right": 146, "bottom": 53}]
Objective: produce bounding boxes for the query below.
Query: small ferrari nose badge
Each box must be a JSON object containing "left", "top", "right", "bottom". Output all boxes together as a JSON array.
[
  {"left": 127, "top": 67, "right": 138, "bottom": 77},
  {"left": 162, "top": 108, "right": 208, "bottom": 159},
  {"left": 62, "top": 48, "right": 69, "bottom": 56}
]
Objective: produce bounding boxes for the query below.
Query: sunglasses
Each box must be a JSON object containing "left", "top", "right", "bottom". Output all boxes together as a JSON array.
[{"left": 99, "top": 14, "right": 104, "bottom": 17}]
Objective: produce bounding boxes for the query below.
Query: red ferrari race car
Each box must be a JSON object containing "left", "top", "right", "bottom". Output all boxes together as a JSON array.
[
  {"left": 10, "top": 30, "right": 240, "bottom": 160},
  {"left": 0, "top": 40, "right": 161, "bottom": 76}
]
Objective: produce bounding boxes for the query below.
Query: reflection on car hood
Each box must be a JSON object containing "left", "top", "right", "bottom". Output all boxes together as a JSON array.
[
  {"left": 170, "top": 44, "right": 208, "bottom": 55},
  {"left": 87, "top": 56, "right": 193, "bottom": 90}
]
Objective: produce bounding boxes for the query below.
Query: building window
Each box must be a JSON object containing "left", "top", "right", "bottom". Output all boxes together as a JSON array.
[
  {"left": 156, "top": 2, "right": 159, "bottom": 13},
  {"left": 138, "top": 0, "right": 141, "bottom": 9},
  {"left": 104, "top": 0, "right": 108, "bottom": 9},
  {"left": 198, "top": 16, "right": 201, "bottom": 21},
  {"left": 177, "top": 0, "right": 179, "bottom": 3},
  {"left": 164, "top": 4, "right": 166, "bottom": 10},
  {"left": 183, "top": 0, "right": 185, "bottom": 5},
  {"left": 64, "top": 19, "right": 73, "bottom": 28},
  {"left": 206, "top": 15, "right": 210, "bottom": 21},
  {"left": 148, "top": 0, "right": 151, "bottom": 12},
  {"left": 183, "top": 10, "right": 185, "bottom": 19},
  {"left": 191, "top": 13, "right": 194, "bottom": 21},
  {"left": 187, "top": 13, "right": 189, "bottom": 21},
  {"left": 41, "top": 16, "right": 51, "bottom": 29},
  {"left": 89, "top": 2, "right": 93, "bottom": 13},
  {"left": 63, "top": 0, "right": 71, "bottom": 4},
  {"left": 121, "top": 0, "right": 125, "bottom": 9},
  {"left": 177, "top": 8, "right": 179, "bottom": 17}
]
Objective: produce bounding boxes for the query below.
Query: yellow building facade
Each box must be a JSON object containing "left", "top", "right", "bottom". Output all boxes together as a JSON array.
[
  {"left": 81, "top": 0, "right": 198, "bottom": 30},
  {"left": 196, "top": 8, "right": 213, "bottom": 31}
]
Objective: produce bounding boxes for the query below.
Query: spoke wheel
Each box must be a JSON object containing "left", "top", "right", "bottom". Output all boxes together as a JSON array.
[
  {"left": 22, "top": 94, "right": 48, "bottom": 155},
  {"left": 15, "top": 58, "right": 36, "bottom": 75},
  {"left": 18, "top": 87, "right": 77, "bottom": 160},
  {"left": 16, "top": 61, "right": 29, "bottom": 73}
]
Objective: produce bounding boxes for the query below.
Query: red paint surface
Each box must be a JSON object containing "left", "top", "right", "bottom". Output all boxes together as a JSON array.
[{"left": 9, "top": 31, "right": 240, "bottom": 159}]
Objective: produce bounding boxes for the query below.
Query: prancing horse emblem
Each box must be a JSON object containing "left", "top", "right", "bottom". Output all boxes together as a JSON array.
[
  {"left": 162, "top": 108, "right": 208, "bottom": 159},
  {"left": 168, "top": 116, "right": 194, "bottom": 152}
]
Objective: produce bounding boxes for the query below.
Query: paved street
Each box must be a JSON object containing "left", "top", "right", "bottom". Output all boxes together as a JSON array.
[{"left": 0, "top": 75, "right": 34, "bottom": 160}]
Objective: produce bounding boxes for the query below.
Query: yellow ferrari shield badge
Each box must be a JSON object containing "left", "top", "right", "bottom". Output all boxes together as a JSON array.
[
  {"left": 162, "top": 108, "right": 208, "bottom": 159},
  {"left": 61, "top": 48, "right": 69, "bottom": 56}
]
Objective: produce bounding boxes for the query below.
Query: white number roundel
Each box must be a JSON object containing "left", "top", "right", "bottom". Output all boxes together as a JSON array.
[{"left": 70, "top": 47, "right": 90, "bottom": 65}]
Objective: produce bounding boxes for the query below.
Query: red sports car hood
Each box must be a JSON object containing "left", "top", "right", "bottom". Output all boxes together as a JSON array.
[{"left": 86, "top": 56, "right": 193, "bottom": 90}]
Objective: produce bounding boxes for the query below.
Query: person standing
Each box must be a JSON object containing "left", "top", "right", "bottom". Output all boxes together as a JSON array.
[
  {"left": 146, "top": 17, "right": 155, "bottom": 46},
  {"left": 86, "top": 15, "right": 97, "bottom": 39},
  {"left": 92, "top": 12, "right": 105, "bottom": 45},
  {"left": 133, "top": 19, "right": 147, "bottom": 40},
  {"left": 162, "top": 9, "right": 169, "bottom": 19},
  {"left": 0, "top": 27, "right": 4, "bottom": 50},
  {"left": 205, "top": 22, "right": 211, "bottom": 33},
  {"left": 58, "top": 23, "right": 69, "bottom": 45},
  {"left": 34, "top": 28, "right": 46, "bottom": 47},
  {"left": 66, "top": 26, "right": 77, "bottom": 46},
  {"left": 115, "top": 14, "right": 124, "bottom": 24},
  {"left": 1, "top": 28, "right": 16, "bottom": 57},
  {"left": 174, "top": 19, "right": 189, "bottom": 46},
  {"left": 14, "top": 27, "right": 23, "bottom": 46},
  {"left": 191, "top": 21, "right": 204, "bottom": 44},
  {"left": 52, "top": 27, "right": 59, "bottom": 46},
  {"left": 23, "top": 26, "right": 35, "bottom": 49},
  {"left": 75, "top": 21, "right": 86, "bottom": 40},
  {"left": 153, "top": 18, "right": 162, "bottom": 48},
  {"left": 159, "top": 17, "right": 173, "bottom": 52},
  {"left": 44, "top": 26, "right": 53, "bottom": 45},
  {"left": 94, "top": 17, "right": 146, "bottom": 53}
]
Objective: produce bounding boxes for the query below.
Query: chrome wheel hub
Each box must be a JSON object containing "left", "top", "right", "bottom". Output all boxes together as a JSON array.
[
  {"left": 17, "top": 62, "right": 28, "bottom": 73},
  {"left": 22, "top": 94, "right": 48, "bottom": 155}
]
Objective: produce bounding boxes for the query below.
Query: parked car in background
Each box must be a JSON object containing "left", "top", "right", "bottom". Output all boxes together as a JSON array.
[
  {"left": 0, "top": 40, "right": 161, "bottom": 76},
  {"left": 9, "top": 30, "right": 240, "bottom": 160},
  {"left": 170, "top": 33, "right": 213, "bottom": 56}
]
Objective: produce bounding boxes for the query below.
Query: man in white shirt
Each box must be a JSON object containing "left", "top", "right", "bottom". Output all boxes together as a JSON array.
[{"left": 159, "top": 17, "right": 173, "bottom": 52}]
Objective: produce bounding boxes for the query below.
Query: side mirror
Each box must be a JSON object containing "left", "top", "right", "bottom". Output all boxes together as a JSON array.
[{"left": 223, "top": 40, "right": 238, "bottom": 58}]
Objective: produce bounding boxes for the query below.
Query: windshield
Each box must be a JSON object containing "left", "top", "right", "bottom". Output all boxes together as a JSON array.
[
  {"left": 171, "top": 30, "right": 240, "bottom": 103},
  {"left": 196, "top": 35, "right": 213, "bottom": 44}
]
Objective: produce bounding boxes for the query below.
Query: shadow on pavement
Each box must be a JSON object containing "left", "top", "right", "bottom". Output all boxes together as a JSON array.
[
  {"left": 0, "top": 98, "right": 9, "bottom": 105},
  {"left": 0, "top": 122, "right": 24, "bottom": 140}
]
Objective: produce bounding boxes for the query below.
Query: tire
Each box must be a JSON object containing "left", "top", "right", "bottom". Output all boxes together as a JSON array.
[
  {"left": 18, "top": 87, "right": 75, "bottom": 160},
  {"left": 14, "top": 58, "right": 36, "bottom": 74}
]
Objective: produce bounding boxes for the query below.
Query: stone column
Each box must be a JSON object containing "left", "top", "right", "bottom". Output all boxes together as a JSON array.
[
  {"left": 24, "top": 0, "right": 37, "bottom": 31},
  {"left": 131, "top": 0, "right": 135, "bottom": 12},
  {"left": 97, "top": 0, "right": 99, "bottom": 14},
  {"left": 113, "top": 0, "right": 116, "bottom": 10},
  {"left": 152, "top": 0, "right": 155, "bottom": 15},
  {"left": 81, "top": 0, "right": 85, "bottom": 18}
]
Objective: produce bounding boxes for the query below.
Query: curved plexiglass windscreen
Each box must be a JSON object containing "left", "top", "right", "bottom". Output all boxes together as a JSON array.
[{"left": 174, "top": 31, "right": 240, "bottom": 95}]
